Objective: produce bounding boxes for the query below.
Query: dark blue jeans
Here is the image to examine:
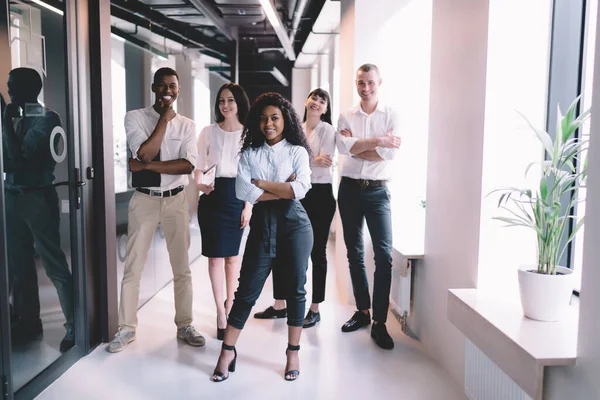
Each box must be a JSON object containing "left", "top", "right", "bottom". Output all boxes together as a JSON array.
[
  {"left": 5, "top": 187, "right": 74, "bottom": 330},
  {"left": 228, "top": 199, "right": 313, "bottom": 329},
  {"left": 338, "top": 178, "right": 393, "bottom": 324}
]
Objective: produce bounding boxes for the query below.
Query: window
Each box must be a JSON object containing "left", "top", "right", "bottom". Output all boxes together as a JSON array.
[
  {"left": 358, "top": 0, "right": 433, "bottom": 253},
  {"left": 476, "top": 0, "right": 553, "bottom": 296},
  {"left": 571, "top": 0, "right": 598, "bottom": 292}
]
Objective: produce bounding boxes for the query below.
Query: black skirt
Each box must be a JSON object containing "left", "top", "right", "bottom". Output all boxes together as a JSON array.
[{"left": 197, "top": 177, "right": 245, "bottom": 258}]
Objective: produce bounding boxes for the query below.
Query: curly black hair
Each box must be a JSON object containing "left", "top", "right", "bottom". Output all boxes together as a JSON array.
[{"left": 241, "top": 92, "right": 312, "bottom": 157}]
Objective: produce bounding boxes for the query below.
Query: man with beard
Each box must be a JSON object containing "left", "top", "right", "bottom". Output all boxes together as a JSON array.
[{"left": 107, "top": 67, "right": 204, "bottom": 353}]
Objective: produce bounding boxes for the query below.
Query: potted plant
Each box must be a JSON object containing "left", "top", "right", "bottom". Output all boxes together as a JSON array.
[{"left": 493, "top": 97, "right": 590, "bottom": 321}]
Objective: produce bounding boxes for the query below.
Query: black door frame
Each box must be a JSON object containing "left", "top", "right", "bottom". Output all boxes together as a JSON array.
[{"left": 0, "top": 0, "right": 112, "bottom": 397}]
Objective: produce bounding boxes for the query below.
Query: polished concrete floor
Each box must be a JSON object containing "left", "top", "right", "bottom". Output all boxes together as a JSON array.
[{"left": 36, "top": 243, "right": 465, "bottom": 400}]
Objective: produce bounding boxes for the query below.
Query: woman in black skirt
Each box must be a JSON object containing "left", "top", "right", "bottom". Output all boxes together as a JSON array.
[
  {"left": 211, "top": 92, "right": 313, "bottom": 382},
  {"left": 194, "top": 83, "right": 251, "bottom": 340}
]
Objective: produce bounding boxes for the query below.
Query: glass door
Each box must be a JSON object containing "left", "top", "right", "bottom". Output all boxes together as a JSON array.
[{"left": 0, "top": 0, "right": 85, "bottom": 398}]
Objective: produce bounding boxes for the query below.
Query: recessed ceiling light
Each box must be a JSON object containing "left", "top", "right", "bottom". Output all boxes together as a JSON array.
[{"left": 238, "top": 9, "right": 246, "bottom": 15}]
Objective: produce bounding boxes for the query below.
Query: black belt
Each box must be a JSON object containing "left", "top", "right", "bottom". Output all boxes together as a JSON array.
[
  {"left": 136, "top": 185, "right": 184, "bottom": 198},
  {"left": 342, "top": 177, "right": 387, "bottom": 188}
]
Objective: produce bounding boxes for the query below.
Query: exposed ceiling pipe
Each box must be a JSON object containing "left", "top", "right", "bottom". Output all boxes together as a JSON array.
[
  {"left": 289, "top": 0, "right": 309, "bottom": 43},
  {"left": 188, "top": 0, "right": 234, "bottom": 41},
  {"left": 111, "top": 3, "right": 229, "bottom": 60}
]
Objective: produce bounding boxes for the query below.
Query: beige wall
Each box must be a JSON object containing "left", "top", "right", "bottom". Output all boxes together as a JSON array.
[
  {"left": 292, "top": 68, "right": 312, "bottom": 118},
  {"left": 412, "top": 0, "right": 489, "bottom": 387}
]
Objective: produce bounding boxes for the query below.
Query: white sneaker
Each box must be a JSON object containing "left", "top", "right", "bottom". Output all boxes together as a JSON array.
[{"left": 107, "top": 330, "right": 136, "bottom": 353}]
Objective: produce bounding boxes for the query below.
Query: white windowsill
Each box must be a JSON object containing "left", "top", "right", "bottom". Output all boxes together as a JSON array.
[{"left": 447, "top": 288, "right": 578, "bottom": 400}]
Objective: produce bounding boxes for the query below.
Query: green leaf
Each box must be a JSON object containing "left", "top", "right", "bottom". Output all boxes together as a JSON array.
[
  {"left": 494, "top": 96, "right": 590, "bottom": 271},
  {"left": 518, "top": 111, "right": 553, "bottom": 156},
  {"left": 540, "top": 179, "right": 548, "bottom": 200},
  {"left": 561, "top": 102, "right": 578, "bottom": 143}
]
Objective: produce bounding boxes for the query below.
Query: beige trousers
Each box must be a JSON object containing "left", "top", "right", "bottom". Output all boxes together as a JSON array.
[{"left": 118, "top": 190, "right": 192, "bottom": 331}]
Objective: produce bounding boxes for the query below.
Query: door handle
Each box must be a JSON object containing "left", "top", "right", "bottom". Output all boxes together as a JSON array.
[{"left": 53, "top": 169, "right": 86, "bottom": 209}]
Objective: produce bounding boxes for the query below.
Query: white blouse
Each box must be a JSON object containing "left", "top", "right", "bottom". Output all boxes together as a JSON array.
[
  {"left": 236, "top": 139, "right": 312, "bottom": 204},
  {"left": 304, "top": 120, "right": 336, "bottom": 184},
  {"left": 195, "top": 123, "right": 243, "bottom": 178}
]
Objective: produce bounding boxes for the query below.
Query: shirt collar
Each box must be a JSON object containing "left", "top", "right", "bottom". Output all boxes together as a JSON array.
[
  {"left": 263, "top": 138, "right": 288, "bottom": 151},
  {"left": 352, "top": 102, "right": 386, "bottom": 116},
  {"left": 303, "top": 120, "right": 323, "bottom": 132}
]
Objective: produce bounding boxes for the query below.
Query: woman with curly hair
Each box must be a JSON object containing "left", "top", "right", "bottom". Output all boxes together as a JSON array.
[
  {"left": 211, "top": 92, "right": 313, "bottom": 383},
  {"left": 194, "top": 83, "right": 251, "bottom": 341},
  {"left": 254, "top": 88, "right": 336, "bottom": 328}
]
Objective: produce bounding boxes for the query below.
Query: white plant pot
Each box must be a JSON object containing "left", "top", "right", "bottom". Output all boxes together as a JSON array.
[{"left": 518, "top": 265, "right": 574, "bottom": 322}]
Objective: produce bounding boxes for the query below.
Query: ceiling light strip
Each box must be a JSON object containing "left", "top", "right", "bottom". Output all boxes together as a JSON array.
[{"left": 259, "top": 0, "right": 296, "bottom": 61}]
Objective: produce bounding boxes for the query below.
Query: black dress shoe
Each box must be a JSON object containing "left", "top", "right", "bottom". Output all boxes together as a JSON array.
[
  {"left": 60, "top": 328, "right": 75, "bottom": 353},
  {"left": 341, "top": 311, "right": 371, "bottom": 332},
  {"left": 371, "top": 322, "right": 394, "bottom": 349},
  {"left": 302, "top": 310, "right": 320, "bottom": 328},
  {"left": 254, "top": 306, "right": 287, "bottom": 319}
]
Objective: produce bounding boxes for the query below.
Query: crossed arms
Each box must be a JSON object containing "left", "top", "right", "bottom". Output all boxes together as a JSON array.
[
  {"left": 236, "top": 147, "right": 311, "bottom": 204},
  {"left": 336, "top": 113, "right": 401, "bottom": 162}
]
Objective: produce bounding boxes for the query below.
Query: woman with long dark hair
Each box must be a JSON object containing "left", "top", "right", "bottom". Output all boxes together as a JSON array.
[
  {"left": 194, "top": 83, "right": 251, "bottom": 340},
  {"left": 211, "top": 92, "right": 313, "bottom": 382},
  {"left": 299, "top": 88, "right": 336, "bottom": 326}
]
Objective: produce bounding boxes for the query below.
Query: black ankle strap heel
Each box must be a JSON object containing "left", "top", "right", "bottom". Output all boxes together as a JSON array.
[
  {"left": 212, "top": 343, "right": 237, "bottom": 383},
  {"left": 284, "top": 344, "right": 300, "bottom": 381}
]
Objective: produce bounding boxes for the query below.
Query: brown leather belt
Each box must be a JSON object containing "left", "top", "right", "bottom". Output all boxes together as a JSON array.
[
  {"left": 342, "top": 177, "right": 387, "bottom": 188},
  {"left": 136, "top": 185, "right": 184, "bottom": 198}
]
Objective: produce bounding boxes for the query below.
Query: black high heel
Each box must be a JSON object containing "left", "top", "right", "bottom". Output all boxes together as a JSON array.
[
  {"left": 284, "top": 344, "right": 300, "bottom": 381},
  {"left": 212, "top": 343, "right": 237, "bottom": 382}
]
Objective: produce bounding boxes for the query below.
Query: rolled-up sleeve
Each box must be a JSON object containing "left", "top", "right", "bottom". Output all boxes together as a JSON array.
[
  {"left": 375, "top": 109, "right": 400, "bottom": 161},
  {"left": 125, "top": 111, "right": 147, "bottom": 159},
  {"left": 236, "top": 150, "right": 264, "bottom": 204},
  {"left": 180, "top": 121, "right": 198, "bottom": 169},
  {"left": 290, "top": 147, "right": 312, "bottom": 200},
  {"left": 336, "top": 113, "right": 359, "bottom": 155}
]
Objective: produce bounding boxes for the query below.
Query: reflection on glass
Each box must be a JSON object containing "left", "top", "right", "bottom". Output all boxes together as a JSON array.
[{"left": 3, "top": 0, "right": 75, "bottom": 391}]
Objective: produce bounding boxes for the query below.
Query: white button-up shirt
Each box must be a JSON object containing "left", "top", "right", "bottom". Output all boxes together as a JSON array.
[
  {"left": 304, "top": 121, "right": 336, "bottom": 184},
  {"left": 336, "top": 103, "right": 400, "bottom": 181},
  {"left": 125, "top": 106, "right": 198, "bottom": 191},
  {"left": 236, "top": 139, "right": 312, "bottom": 204},
  {"left": 195, "top": 123, "right": 243, "bottom": 177}
]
